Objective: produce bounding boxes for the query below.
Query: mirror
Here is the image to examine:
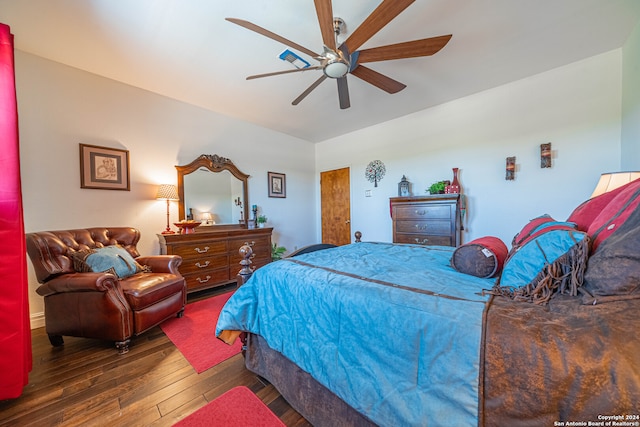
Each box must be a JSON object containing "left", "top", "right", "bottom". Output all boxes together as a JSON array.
[{"left": 176, "top": 154, "right": 249, "bottom": 227}]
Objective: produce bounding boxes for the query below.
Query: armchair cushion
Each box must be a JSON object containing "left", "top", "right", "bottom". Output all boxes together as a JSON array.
[{"left": 71, "top": 245, "right": 146, "bottom": 278}]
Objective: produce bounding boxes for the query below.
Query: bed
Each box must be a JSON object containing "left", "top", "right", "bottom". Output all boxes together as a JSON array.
[{"left": 216, "top": 181, "right": 640, "bottom": 426}]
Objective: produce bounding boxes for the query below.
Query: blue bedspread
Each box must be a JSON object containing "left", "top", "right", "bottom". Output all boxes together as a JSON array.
[{"left": 216, "top": 242, "right": 496, "bottom": 426}]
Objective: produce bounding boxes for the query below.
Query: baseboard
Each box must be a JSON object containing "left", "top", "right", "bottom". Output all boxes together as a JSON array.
[{"left": 30, "top": 312, "right": 45, "bottom": 330}]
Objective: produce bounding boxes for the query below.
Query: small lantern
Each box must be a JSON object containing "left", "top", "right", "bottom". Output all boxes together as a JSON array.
[{"left": 398, "top": 175, "right": 411, "bottom": 197}]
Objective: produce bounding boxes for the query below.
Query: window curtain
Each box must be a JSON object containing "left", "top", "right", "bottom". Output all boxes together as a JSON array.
[{"left": 0, "top": 22, "right": 32, "bottom": 399}]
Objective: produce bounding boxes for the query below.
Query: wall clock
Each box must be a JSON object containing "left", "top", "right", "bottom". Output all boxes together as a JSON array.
[{"left": 365, "top": 160, "right": 386, "bottom": 187}]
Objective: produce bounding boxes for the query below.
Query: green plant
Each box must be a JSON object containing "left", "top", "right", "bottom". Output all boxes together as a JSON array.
[
  {"left": 257, "top": 215, "right": 267, "bottom": 224},
  {"left": 271, "top": 242, "right": 287, "bottom": 261},
  {"left": 428, "top": 181, "right": 447, "bottom": 194}
]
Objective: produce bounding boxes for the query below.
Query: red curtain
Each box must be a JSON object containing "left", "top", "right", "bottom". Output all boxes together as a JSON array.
[{"left": 0, "top": 22, "right": 32, "bottom": 399}]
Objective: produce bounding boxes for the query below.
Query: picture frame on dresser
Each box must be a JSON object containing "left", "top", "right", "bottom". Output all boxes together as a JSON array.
[{"left": 79, "top": 143, "right": 130, "bottom": 191}]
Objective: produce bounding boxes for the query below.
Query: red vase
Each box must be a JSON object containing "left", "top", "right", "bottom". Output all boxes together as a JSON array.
[{"left": 446, "top": 168, "right": 460, "bottom": 194}]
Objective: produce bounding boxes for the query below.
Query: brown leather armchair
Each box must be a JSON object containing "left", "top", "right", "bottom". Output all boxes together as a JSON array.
[{"left": 26, "top": 227, "right": 186, "bottom": 354}]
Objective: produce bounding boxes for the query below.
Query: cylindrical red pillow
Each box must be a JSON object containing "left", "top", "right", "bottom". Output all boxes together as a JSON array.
[{"left": 450, "top": 236, "right": 509, "bottom": 278}]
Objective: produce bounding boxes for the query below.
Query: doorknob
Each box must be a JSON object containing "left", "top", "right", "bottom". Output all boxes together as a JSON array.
[{"left": 345, "top": 219, "right": 351, "bottom": 224}]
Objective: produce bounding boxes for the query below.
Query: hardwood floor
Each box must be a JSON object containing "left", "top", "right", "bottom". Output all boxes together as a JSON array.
[{"left": 0, "top": 287, "right": 312, "bottom": 427}]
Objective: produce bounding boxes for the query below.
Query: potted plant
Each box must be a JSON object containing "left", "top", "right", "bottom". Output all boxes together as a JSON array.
[
  {"left": 428, "top": 180, "right": 448, "bottom": 194},
  {"left": 271, "top": 242, "right": 287, "bottom": 261},
  {"left": 257, "top": 215, "right": 267, "bottom": 228}
]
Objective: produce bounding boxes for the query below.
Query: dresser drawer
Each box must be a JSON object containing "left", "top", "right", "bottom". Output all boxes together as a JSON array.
[
  {"left": 183, "top": 269, "right": 230, "bottom": 291},
  {"left": 170, "top": 240, "right": 227, "bottom": 259},
  {"left": 394, "top": 204, "right": 452, "bottom": 220},
  {"left": 395, "top": 220, "right": 451, "bottom": 235},
  {"left": 228, "top": 236, "right": 270, "bottom": 254},
  {"left": 394, "top": 234, "right": 453, "bottom": 246},
  {"left": 179, "top": 254, "right": 229, "bottom": 274}
]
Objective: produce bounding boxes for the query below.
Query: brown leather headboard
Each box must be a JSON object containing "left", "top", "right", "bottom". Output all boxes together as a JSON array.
[{"left": 26, "top": 227, "right": 141, "bottom": 283}]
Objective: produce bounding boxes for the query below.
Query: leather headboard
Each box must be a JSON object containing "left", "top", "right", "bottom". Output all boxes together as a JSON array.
[{"left": 26, "top": 227, "right": 141, "bottom": 284}]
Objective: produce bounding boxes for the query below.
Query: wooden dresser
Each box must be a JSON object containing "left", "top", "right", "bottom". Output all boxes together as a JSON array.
[
  {"left": 390, "top": 195, "right": 462, "bottom": 247},
  {"left": 158, "top": 226, "right": 272, "bottom": 293}
]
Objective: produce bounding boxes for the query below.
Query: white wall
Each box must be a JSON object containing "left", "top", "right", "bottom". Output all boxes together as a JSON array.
[
  {"left": 622, "top": 19, "right": 640, "bottom": 169},
  {"left": 16, "top": 51, "right": 317, "bottom": 326},
  {"left": 316, "top": 50, "right": 623, "bottom": 246}
]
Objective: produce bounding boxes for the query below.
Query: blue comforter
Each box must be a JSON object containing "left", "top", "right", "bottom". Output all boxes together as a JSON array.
[{"left": 216, "top": 242, "right": 496, "bottom": 426}]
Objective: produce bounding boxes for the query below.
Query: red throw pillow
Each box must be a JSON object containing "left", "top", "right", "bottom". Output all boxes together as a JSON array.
[
  {"left": 587, "top": 179, "right": 640, "bottom": 251},
  {"left": 568, "top": 177, "right": 640, "bottom": 231},
  {"left": 511, "top": 214, "right": 555, "bottom": 248},
  {"left": 450, "top": 236, "right": 508, "bottom": 278}
]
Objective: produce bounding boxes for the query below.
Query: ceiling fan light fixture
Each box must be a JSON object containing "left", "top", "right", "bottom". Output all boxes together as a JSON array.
[{"left": 324, "top": 60, "right": 349, "bottom": 78}]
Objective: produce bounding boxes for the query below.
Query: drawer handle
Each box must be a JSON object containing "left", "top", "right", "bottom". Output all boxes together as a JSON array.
[
  {"left": 195, "top": 261, "right": 210, "bottom": 268},
  {"left": 196, "top": 275, "right": 211, "bottom": 283},
  {"left": 415, "top": 210, "right": 427, "bottom": 215},
  {"left": 414, "top": 224, "right": 428, "bottom": 231},
  {"left": 194, "top": 246, "right": 210, "bottom": 254},
  {"left": 415, "top": 238, "right": 429, "bottom": 245},
  {"left": 243, "top": 241, "right": 255, "bottom": 247}
]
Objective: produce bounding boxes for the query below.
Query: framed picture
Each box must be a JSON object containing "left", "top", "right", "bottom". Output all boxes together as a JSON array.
[
  {"left": 79, "top": 143, "right": 130, "bottom": 191},
  {"left": 268, "top": 172, "right": 286, "bottom": 198}
]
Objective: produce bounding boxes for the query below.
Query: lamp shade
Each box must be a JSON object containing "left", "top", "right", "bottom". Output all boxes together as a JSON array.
[
  {"left": 156, "top": 184, "right": 179, "bottom": 201},
  {"left": 590, "top": 171, "right": 640, "bottom": 198}
]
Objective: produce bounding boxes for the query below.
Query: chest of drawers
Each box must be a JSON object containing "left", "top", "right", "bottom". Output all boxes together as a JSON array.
[
  {"left": 390, "top": 195, "right": 462, "bottom": 247},
  {"left": 158, "top": 226, "right": 272, "bottom": 293}
]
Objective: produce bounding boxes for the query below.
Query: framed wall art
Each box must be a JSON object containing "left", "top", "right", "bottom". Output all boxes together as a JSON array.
[
  {"left": 79, "top": 143, "right": 130, "bottom": 191},
  {"left": 268, "top": 171, "right": 286, "bottom": 198},
  {"left": 540, "top": 142, "right": 552, "bottom": 168},
  {"left": 506, "top": 156, "right": 516, "bottom": 181}
]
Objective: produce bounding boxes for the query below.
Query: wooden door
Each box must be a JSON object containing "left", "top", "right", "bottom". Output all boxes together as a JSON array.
[{"left": 321, "top": 167, "right": 351, "bottom": 245}]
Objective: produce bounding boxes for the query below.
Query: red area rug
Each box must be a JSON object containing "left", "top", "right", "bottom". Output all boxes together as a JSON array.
[
  {"left": 173, "top": 386, "right": 286, "bottom": 427},
  {"left": 160, "top": 292, "right": 241, "bottom": 373}
]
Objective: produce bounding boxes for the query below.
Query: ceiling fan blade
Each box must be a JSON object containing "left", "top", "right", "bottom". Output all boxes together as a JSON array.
[
  {"left": 350, "top": 65, "right": 406, "bottom": 94},
  {"left": 356, "top": 35, "right": 452, "bottom": 63},
  {"left": 337, "top": 76, "right": 350, "bottom": 109},
  {"left": 314, "top": 0, "right": 336, "bottom": 51},
  {"left": 247, "top": 66, "right": 322, "bottom": 80},
  {"left": 343, "top": 0, "right": 415, "bottom": 53},
  {"left": 292, "top": 75, "right": 328, "bottom": 105},
  {"left": 226, "top": 18, "right": 319, "bottom": 58}
]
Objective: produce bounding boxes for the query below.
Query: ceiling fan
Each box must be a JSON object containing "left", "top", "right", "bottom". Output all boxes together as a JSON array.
[{"left": 226, "top": 0, "right": 452, "bottom": 109}]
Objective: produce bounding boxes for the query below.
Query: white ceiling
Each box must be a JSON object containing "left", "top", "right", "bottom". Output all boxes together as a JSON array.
[{"left": 1, "top": 0, "right": 639, "bottom": 142}]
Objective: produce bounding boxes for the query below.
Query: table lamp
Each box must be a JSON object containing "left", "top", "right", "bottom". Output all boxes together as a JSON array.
[{"left": 156, "top": 184, "right": 179, "bottom": 234}]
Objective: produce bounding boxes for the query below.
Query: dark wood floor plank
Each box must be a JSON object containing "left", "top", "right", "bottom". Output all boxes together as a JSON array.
[
  {"left": 62, "top": 397, "right": 121, "bottom": 426},
  {"left": 88, "top": 400, "right": 163, "bottom": 427}
]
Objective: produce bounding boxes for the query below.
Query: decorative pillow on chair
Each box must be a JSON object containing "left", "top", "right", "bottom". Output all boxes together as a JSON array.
[
  {"left": 450, "top": 236, "right": 508, "bottom": 278},
  {"left": 71, "top": 245, "right": 144, "bottom": 278},
  {"left": 493, "top": 225, "right": 590, "bottom": 305}
]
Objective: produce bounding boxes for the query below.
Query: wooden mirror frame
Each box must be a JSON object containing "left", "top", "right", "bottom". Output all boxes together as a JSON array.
[{"left": 176, "top": 154, "right": 249, "bottom": 226}]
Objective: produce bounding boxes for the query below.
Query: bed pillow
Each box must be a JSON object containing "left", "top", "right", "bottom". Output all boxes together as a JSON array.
[
  {"left": 510, "top": 214, "right": 555, "bottom": 248},
  {"left": 581, "top": 201, "right": 640, "bottom": 304},
  {"left": 450, "top": 236, "right": 508, "bottom": 278},
  {"left": 567, "top": 177, "right": 640, "bottom": 231},
  {"left": 71, "top": 245, "right": 143, "bottom": 278},
  {"left": 493, "top": 225, "right": 590, "bottom": 305},
  {"left": 586, "top": 179, "right": 640, "bottom": 252}
]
